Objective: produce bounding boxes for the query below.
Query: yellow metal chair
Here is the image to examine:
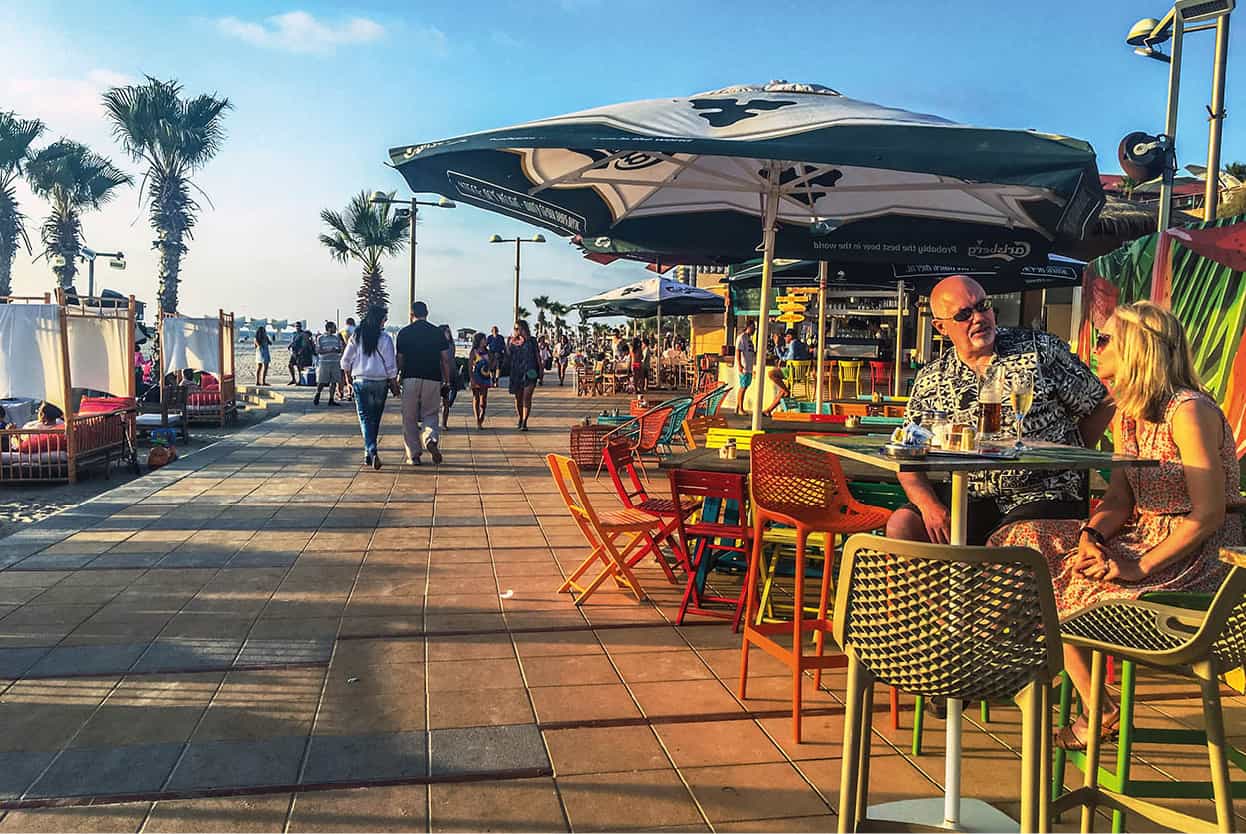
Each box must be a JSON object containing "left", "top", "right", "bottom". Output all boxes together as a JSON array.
[
  {"left": 838, "top": 360, "right": 864, "bottom": 399},
  {"left": 783, "top": 359, "right": 814, "bottom": 400}
]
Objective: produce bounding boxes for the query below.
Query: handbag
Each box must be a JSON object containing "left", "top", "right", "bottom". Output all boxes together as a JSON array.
[{"left": 525, "top": 368, "right": 539, "bottom": 381}]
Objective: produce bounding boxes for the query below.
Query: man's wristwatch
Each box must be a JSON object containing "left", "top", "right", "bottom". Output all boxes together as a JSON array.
[{"left": 1079, "top": 525, "right": 1106, "bottom": 546}]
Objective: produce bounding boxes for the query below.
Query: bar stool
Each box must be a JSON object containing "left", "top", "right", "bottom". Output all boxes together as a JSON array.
[
  {"left": 738, "top": 434, "right": 892, "bottom": 743},
  {"left": 838, "top": 360, "right": 863, "bottom": 399}
]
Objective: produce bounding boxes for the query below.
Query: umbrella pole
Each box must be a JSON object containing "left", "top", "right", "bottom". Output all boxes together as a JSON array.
[
  {"left": 815, "top": 261, "right": 828, "bottom": 414},
  {"left": 894, "top": 280, "right": 904, "bottom": 396},
  {"left": 750, "top": 169, "right": 781, "bottom": 432}
]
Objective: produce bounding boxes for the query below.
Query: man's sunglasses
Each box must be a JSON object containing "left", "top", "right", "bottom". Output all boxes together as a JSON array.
[
  {"left": 1095, "top": 333, "right": 1113, "bottom": 350},
  {"left": 934, "top": 298, "right": 993, "bottom": 323}
]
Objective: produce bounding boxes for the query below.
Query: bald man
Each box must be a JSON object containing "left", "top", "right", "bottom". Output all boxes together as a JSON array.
[{"left": 888, "top": 275, "right": 1114, "bottom": 545}]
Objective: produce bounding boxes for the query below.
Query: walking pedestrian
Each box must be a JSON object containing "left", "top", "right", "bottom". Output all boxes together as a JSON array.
[
  {"left": 340, "top": 317, "right": 357, "bottom": 401},
  {"left": 554, "top": 333, "right": 570, "bottom": 385},
  {"left": 395, "top": 301, "right": 453, "bottom": 465},
  {"left": 440, "top": 324, "right": 459, "bottom": 432},
  {"left": 287, "top": 322, "right": 305, "bottom": 384},
  {"left": 486, "top": 325, "right": 506, "bottom": 385},
  {"left": 313, "top": 321, "right": 345, "bottom": 406},
  {"left": 254, "top": 326, "right": 271, "bottom": 387},
  {"left": 508, "top": 320, "right": 541, "bottom": 431},
  {"left": 468, "top": 332, "right": 491, "bottom": 428},
  {"left": 340, "top": 306, "right": 397, "bottom": 469}
]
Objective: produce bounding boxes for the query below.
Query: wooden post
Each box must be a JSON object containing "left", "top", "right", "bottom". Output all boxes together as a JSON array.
[
  {"left": 158, "top": 310, "right": 166, "bottom": 421},
  {"left": 57, "top": 298, "right": 76, "bottom": 483},
  {"left": 126, "top": 296, "right": 137, "bottom": 453},
  {"left": 218, "top": 309, "right": 227, "bottom": 427}
]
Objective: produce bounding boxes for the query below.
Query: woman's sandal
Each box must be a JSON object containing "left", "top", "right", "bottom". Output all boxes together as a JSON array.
[{"left": 1054, "top": 707, "right": 1121, "bottom": 751}]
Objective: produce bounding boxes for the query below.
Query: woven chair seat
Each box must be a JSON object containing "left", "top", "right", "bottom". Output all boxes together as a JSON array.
[{"left": 635, "top": 497, "right": 699, "bottom": 517}]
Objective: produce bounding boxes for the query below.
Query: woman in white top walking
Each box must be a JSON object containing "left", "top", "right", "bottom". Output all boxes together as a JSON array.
[{"left": 340, "top": 306, "right": 398, "bottom": 469}]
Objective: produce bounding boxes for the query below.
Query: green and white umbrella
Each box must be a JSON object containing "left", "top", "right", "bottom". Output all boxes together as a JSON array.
[
  {"left": 390, "top": 80, "right": 1103, "bottom": 430},
  {"left": 570, "top": 276, "right": 724, "bottom": 318}
]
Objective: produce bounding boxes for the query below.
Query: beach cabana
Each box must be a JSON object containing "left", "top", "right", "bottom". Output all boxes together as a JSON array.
[
  {"left": 158, "top": 310, "right": 238, "bottom": 427},
  {"left": 0, "top": 292, "right": 138, "bottom": 483}
]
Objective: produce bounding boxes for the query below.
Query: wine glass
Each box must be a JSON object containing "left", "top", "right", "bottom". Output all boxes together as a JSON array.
[{"left": 1009, "top": 371, "right": 1034, "bottom": 450}]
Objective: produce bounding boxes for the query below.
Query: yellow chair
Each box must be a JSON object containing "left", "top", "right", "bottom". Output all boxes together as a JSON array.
[
  {"left": 837, "top": 360, "right": 863, "bottom": 399},
  {"left": 783, "top": 359, "right": 813, "bottom": 400}
]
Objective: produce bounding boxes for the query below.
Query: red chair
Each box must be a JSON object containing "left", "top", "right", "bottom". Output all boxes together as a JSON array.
[
  {"left": 599, "top": 400, "right": 675, "bottom": 477},
  {"left": 868, "top": 361, "right": 893, "bottom": 396},
  {"left": 601, "top": 441, "right": 696, "bottom": 583},
  {"left": 669, "top": 469, "right": 751, "bottom": 629},
  {"left": 739, "top": 434, "right": 893, "bottom": 743}
]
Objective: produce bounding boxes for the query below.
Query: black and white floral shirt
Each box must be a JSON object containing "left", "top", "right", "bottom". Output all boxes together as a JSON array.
[{"left": 905, "top": 327, "right": 1108, "bottom": 512}]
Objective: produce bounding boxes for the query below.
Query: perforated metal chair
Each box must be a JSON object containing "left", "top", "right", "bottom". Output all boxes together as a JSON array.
[
  {"left": 833, "top": 534, "right": 1062, "bottom": 834},
  {"left": 1052, "top": 547, "right": 1246, "bottom": 834},
  {"left": 738, "top": 434, "right": 893, "bottom": 743},
  {"left": 602, "top": 440, "right": 695, "bottom": 582}
]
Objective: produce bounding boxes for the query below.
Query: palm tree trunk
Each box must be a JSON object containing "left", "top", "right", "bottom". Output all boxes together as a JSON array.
[
  {"left": 0, "top": 193, "right": 19, "bottom": 298},
  {"left": 157, "top": 231, "right": 185, "bottom": 313},
  {"left": 0, "top": 237, "right": 14, "bottom": 298},
  {"left": 357, "top": 266, "right": 387, "bottom": 317}
]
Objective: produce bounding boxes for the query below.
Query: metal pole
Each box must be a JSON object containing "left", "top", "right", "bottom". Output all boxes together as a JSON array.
[
  {"left": 88, "top": 258, "right": 95, "bottom": 298},
  {"left": 409, "top": 200, "right": 418, "bottom": 314},
  {"left": 1204, "top": 13, "right": 1230, "bottom": 222},
  {"left": 750, "top": 163, "right": 782, "bottom": 432},
  {"left": 1157, "top": 14, "right": 1185, "bottom": 234},
  {"left": 894, "top": 280, "right": 904, "bottom": 395},
  {"left": 513, "top": 238, "right": 521, "bottom": 325},
  {"left": 815, "top": 261, "right": 827, "bottom": 413}
]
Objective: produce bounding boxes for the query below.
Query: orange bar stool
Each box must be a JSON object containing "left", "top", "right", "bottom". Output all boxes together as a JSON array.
[{"left": 738, "top": 434, "right": 892, "bottom": 743}]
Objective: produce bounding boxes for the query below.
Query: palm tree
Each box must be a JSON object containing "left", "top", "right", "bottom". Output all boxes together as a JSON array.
[
  {"left": 1225, "top": 161, "right": 1246, "bottom": 182},
  {"left": 102, "top": 77, "right": 232, "bottom": 313},
  {"left": 319, "top": 190, "right": 407, "bottom": 317},
  {"left": 516, "top": 305, "right": 531, "bottom": 322},
  {"left": 531, "top": 294, "right": 552, "bottom": 336},
  {"left": 1117, "top": 174, "right": 1139, "bottom": 201},
  {"left": 25, "top": 140, "right": 131, "bottom": 290},
  {"left": 0, "top": 111, "right": 45, "bottom": 297},
  {"left": 548, "top": 301, "right": 570, "bottom": 336}
]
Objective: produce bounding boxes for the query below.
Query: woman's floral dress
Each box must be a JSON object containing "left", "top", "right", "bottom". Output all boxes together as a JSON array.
[{"left": 989, "top": 389, "right": 1242, "bottom": 617}]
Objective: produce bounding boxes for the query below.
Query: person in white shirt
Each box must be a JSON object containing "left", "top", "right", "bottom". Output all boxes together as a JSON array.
[
  {"left": 734, "top": 320, "right": 757, "bottom": 416},
  {"left": 340, "top": 306, "right": 398, "bottom": 469}
]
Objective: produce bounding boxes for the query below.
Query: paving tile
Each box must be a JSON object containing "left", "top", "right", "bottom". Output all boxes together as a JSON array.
[
  {"left": 429, "top": 723, "right": 550, "bottom": 777},
  {"left": 193, "top": 668, "right": 324, "bottom": 741},
  {"left": 27, "top": 742, "right": 183, "bottom": 798},
  {"left": 302, "top": 730, "right": 428, "bottom": 784},
  {"left": 428, "top": 686, "right": 535, "bottom": 729},
  {"left": 0, "top": 750, "right": 57, "bottom": 800},
  {"left": 0, "top": 801, "right": 152, "bottom": 832},
  {"left": 519, "top": 654, "right": 621, "bottom": 687},
  {"left": 655, "top": 719, "right": 786, "bottom": 768},
  {"left": 72, "top": 673, "right": 222, "bottom": 748},
  {"left": 132, "top": 638, "right": 244, "bottom": 673},
  {"left": 144, "top": 793, "right": 292, "bottom": 833},
  {"left": 714, "top": 814, "right": 838, "bottom": 832},
  {"left": 542, "top": 725, "right": 669, "bottom": 776},
  {"left": 25, "top": 642, "right": 148, "bottom": 677},
  {"left": 166, "top": 736, "right": 306, "bottom": 791},
  {"left": 235, "top": 637, "right": 333, "bottom": 666},
  {"left": 430, "top": 777, "right": 567, "bottom": 832},
  {"left": 681, "top": 762, "right": 831, "bottom": 823},
  {"left": 529, "top": 683, "right": 641, "bottom": 724},
  {"left": 287, "top": 784, "right": 429, "bottom": 832},
  {"left": 425, "top": 657, "right": 523, "bottom": 692},
  {"left": 556, "top": 769, "right": 704, "bottom": 831},
  {"left": 611, "top": 649, "right": 715, "bottom": 683},
  {"left": 630, "top": 679, "right": 745, "bottom": 719},
  {"left": 0, "top": 646, "right": 51, "bottom": 678}
]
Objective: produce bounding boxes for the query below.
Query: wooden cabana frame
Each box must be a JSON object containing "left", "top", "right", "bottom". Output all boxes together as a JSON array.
[
  {"left": 157, "top": 309, "right": 238, "bottom": 427},
  {"left": 0, "top": 292, "right": 138, "bottom": 484}
]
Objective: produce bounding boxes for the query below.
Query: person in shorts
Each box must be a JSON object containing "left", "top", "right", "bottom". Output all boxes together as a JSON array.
[
  {"left": 734, "top": 319, "right": 757, "bottom": 416},
  {"left": 486, "top": 325, "right": 506, "bottom": 385},
  {"left": 468, "top": 332, "right": 492, "bottom": 428},
  {"left": 313, "top": 321, "right": 345, "bottom": 406}
]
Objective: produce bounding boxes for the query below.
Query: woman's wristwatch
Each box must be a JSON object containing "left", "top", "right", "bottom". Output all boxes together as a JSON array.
[{"left": 1079, "top": 525, "right": 1106, "bottom": 546}]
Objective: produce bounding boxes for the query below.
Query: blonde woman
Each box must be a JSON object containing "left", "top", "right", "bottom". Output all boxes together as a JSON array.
[{"left": 991, "top": 301, "right": 1243, "bottom": 749}]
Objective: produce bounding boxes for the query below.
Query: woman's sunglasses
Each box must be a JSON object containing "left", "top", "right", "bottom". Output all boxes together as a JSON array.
[
  {"left": 1095, "top": 333, "right": 1113, "bottom": 350},
  {"left": 934, "top": 298, "right": 993, "bottom": 323}
]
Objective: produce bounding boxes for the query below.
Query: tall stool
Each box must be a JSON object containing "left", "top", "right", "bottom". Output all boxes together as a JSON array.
[
  {"left": 1052, "top": 546, "right": 1246, "bottom": 833},
  {"left": 738, "top": 435, "right": 891, "bottom": 743},
  {"left": 834, "top": 534, "right": 1061, "bottom": 834}
]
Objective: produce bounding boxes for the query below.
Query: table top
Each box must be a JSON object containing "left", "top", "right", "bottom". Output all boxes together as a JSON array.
[
  {"left": 794, "top": 435, "right": 1160, "bottom": 474},
  {"left": 659, "top": 446, "right": 914, "bottom": 483},
  {"left": 720, "top": 414, "right": 896, "bottom": 436}
]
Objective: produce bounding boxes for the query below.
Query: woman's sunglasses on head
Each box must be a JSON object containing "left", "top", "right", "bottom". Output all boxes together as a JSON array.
[
  {"left": 935, "top": 298, "right": 993, "bottom": 323},
  {"left": 1095, "top": 333, "right": 1113, "bottom": 350}
]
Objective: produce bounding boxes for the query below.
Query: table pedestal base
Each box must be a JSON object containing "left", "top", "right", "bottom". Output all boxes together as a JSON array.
[{"left": 866, "top": 798, "right": 1018, "bottom": 832}]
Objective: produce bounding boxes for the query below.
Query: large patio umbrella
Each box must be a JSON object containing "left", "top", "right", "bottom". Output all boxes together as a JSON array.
[
  {"left": 390, "top": 80, "right": 1103, "bottom": 435},
  {"left": 570, "top": 276, "right": 724, "bottom": 341}
]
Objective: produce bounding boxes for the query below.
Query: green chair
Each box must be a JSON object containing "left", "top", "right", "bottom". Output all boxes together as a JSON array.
[{"left": 1052, "top": 547, "right": 1246, "bottom": 833}]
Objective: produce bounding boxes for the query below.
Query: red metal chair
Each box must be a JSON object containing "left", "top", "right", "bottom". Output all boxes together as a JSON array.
[
  {"left": 669, "top": 468, "right": 751, "bottom": 629},
  {"left": 868, "top": 361, "right": 893, "bottom": 396},
  {"left": 602, "top": 440, "right": 696, "bottom": 582},
  {"left": 738, "top": 433, "right": 894, "bottom": 743},
  {"left": 599, "top": 400, "right": 676, "bottom": 477}
]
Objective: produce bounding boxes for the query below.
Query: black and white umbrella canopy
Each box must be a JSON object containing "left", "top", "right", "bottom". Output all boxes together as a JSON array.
[
  {"left": 571, "top": 276, "right": 724, "bottom": 318},
  {"left": 392, "top": 81, "right": 1103, "bottom": 267}
]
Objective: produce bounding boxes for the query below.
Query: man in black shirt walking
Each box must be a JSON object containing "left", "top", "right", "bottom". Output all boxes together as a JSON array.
[{"left": 396, "top": 301, "right": 453, "bottom": 465}]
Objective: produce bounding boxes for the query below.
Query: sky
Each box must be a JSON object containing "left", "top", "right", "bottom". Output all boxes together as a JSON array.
[{"left": 3, "top": 0, "right": 1244, "bottom": 333}]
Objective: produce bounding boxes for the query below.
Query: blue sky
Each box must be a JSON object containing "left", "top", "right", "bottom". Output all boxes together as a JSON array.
[{"left": 3, "top": 0, "right": 1244, "bottom": 331}]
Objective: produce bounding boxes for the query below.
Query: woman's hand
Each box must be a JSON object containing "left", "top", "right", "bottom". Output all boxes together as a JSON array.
[{"left": 1076, "top": 551, "right": 1146, "bottom": 583}]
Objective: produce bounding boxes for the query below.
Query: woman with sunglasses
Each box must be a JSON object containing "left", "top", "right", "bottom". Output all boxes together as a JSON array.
[{"left": 991, "top": 301, "right": 1243, "bottom": 749}]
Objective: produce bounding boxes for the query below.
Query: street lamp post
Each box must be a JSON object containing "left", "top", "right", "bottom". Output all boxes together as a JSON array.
[
  {"left": 80, "top": 248, "right": 125, "bottom": 297},
  {"left": 488, "top": 234, "right": 546, "bottom": 324},
  {"left": 369, "top": 192, "right": 455, "bottom": 314},
  {"left": 1126, "top": 0, "right": 1234, "bottom": 228}
]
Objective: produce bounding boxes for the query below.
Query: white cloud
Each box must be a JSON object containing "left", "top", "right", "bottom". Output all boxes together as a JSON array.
[
  {"left": 215, "top": 10, "right": 387, "bottom": 55},
  {"left": 2, "top": 69, "right": 136, "bottom": 123}
]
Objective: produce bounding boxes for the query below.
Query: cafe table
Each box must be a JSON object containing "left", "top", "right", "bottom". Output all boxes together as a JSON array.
[{"left": 794, "top": 434, "right": 1158, "bottom": 832}]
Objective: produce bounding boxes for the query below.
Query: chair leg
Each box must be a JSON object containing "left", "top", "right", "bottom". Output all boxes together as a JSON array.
[
  {"left": 838, "top": 656, "right": 866, "bottom": 834},
  {"left": 1080, "top": 650, "right": 1108, "bottom": 834},
  {"left": 1195, "top": 659, "right": 1236, "bottom": 833},
  {"left": 1040, "top": 679, "right": 1053, "bottom": 834},
  {"left": 912, "top": 695, "right": 925, "bottom": 756},
  {"left": 791, "top": 533, "right": 807, "bottom": 744},
  {"left": 1111, "top": 660, "right": 1138, "bottom": 834},
  {"left": 1053, "top": 671, "right": 1073, "bottom": 813},
  {"left": 738, "top": 518, "right": 766, "bottom": 700},
  {"left": 856, "top": 680, "right": 875, "bottom": 827},
  {"left": 889, "top": 686, "right": 900, "bottom": 732},
  {"left": 813, "top": 531, "right": 834, "bottom": 690},
  {"left": 1019, "top": 680, "right": 1040, "bottom": 834}
]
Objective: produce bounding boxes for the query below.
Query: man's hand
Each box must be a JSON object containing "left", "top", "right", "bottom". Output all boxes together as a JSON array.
[{"left": 917, "top": 501, "right": 951, "bottom": 544}]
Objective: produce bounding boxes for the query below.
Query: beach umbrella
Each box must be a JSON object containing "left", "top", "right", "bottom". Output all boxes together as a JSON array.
[
  {"left": 571, "top": 275, "right": 724, "bottom": 340},
  {"left": 390, "top": 80, "right": 1103, "bottom": 429}
]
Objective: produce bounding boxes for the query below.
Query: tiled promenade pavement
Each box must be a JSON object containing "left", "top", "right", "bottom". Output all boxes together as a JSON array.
[{"left": 1, "top": 383, "right": 1242, "bottom": 831}]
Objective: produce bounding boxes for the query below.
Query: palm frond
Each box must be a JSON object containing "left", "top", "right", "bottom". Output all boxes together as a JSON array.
[{"left": 0, "top": 111, "right": 46, "bottom": 175}]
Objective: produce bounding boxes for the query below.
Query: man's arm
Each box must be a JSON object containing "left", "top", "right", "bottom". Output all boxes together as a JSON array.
[
  {"left": 441, "top": 347, "right": 454, "bottom": 386},
  {"left": 1079, "top": 398, "right": 1115, "bottom": 449},
  {"left": 896, "top": 472, "right": 951, "bottom": 544}
]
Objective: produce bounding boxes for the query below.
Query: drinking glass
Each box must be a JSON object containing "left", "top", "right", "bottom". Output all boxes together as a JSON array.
[
  {"left": 1009, "top": 371, "right": 1035, "bottom": 449},
  {"left": 978, "top": 365, "right": 1004, "bottom": 439}
]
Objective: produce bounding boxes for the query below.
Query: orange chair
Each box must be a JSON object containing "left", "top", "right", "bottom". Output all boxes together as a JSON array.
[
  {"left": 681, "top": 414, "right": 728, "bottom": 450},
  {"left": 601, "top": 440, "right": 697, "bottom": 581},
  {"left": 835, "top": 402, "right": 869, "bottom": 417},
  {"left": 599, "top": 400, "right": 676, "bottom": 477},
  {"left": 547, "top": 453, "right": 666, "bottom": 605},
  {"left": 738, "top": 434, "right": 893, "bottom": 743}
]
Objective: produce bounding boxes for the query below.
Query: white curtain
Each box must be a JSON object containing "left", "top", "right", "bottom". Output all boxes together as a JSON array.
[
  {"left": 66, "top": 315, "right": 132, "bottom": 397},
  {"left": 0, "top": 304, "right": 67, "bottom": 409},
  {"left": 162, "top": 316, "right": 221, "bottom": 374}
]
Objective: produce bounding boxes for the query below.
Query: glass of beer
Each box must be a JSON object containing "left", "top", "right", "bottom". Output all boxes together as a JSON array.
[
  {"left": 1009, "top": 371, "right": 1035, "bottom": 450},
  {"left": 978, "top": 365, "right": 1004, "bottom": 438}
]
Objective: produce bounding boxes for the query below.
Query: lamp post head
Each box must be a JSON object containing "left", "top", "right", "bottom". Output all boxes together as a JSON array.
[
  {"left": 489, "top": 234, "right": 504, "bottom": 243},
  {"left": 533, "top": 234, "right": 546, "bottom": 243},
  {"left": 1126, "top": 17, "right": 1164, "bottom": 46},
  {"left": 437, "top": 197, "right": 456, "bottom": 208},
  {"left": 369, "top": 190, "right": 390, "bottom": 204}
]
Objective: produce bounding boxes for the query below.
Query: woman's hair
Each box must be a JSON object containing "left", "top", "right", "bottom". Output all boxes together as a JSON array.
[
  {"left": 357, "top": 306, "right": 387, "bottom": 356},
  {"left": 324, "top": 321, "right": 336, "bottom": 333},
  {"left": 38, "top": 402, "right": 63, "bottom": 424},
  {"left": 471, "top": 332, "right": 487, "bottom": 353},
  {"left": 256, "top": 326, "right": 266, "bottom": 339},
  {"left": 514, "top": 320, "right": 531, "bottom": 340},
  {"left": 1111, "top": 301, "right": 1205, "bottom": 422}
]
